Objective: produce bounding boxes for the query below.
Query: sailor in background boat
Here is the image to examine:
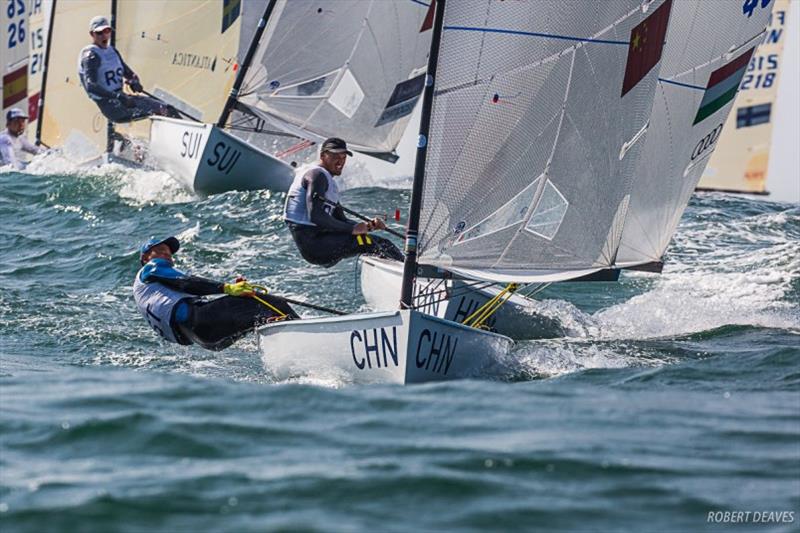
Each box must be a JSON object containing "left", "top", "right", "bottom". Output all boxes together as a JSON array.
[
  {"left": 0, "top": 108, "right": 42, "bottom": 170},
  {"left": 78, "top": 16, "right": 181, "bottom": 124},
  {"left": 134, "top": 236, "right": 299, "bottom": 351},
  {"left": 284, "top": 137, "right": 404, "bottom": 267}
]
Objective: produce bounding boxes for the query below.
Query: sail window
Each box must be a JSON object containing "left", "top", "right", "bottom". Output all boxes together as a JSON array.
[
  {"left": 328, "top": 69, "right": 365, "bottom": 119},
  {"left": 455, "top": 177, "right": 542, "bottom": 244},
  {"left": 524, "top": 180, "right": 568, "bottom": 240},
  {"left": 270, "top": 69, "right": 340, "bottom": 98}
]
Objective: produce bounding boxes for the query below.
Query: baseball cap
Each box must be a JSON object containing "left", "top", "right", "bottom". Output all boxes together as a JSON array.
[
  {"left": 6, "top": 108, "right": 28, "bottom": 121},
  {"left": 320, "top": 137, "right": 353, "bottom": 156},
  {"left": 89, "top": 15, "right": 112, "bottom": 33},
  {"left": 139, "top": 236, "right": 180, "bottom": 264}
]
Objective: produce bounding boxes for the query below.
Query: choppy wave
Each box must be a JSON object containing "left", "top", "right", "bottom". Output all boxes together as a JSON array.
[{"left": 1, "top": 162, "right": 798, "bottom": 531}]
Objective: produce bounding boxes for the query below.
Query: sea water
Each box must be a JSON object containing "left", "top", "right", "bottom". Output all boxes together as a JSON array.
[{"left": 1, "top": 158, "right": 798, "bottom": 532}]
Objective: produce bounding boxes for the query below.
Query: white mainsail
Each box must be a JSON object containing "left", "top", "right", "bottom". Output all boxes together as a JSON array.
[
  {"left": 39, "top": 0, "right": 109, "bottom": 155},
  {"left": 114, "top": 0, "right": 242, "bottom": 141},
  {"left": 27, "top": 0, "right": 53, "bottom": 143},
  {"left": 40, "top": 0, "right": 241, "bottom": 155},
  {"left": 415, "top": 0, "right": 671, "bottom": 282},
  {"left": 2, "top": 0, "right": 31, "bottom": 124},
  {"left": 615, "top": 0, "right": 773, "bottom": 267},
  {"left": 234, "top": 0, "right": 433, "bottom": 158},
  {"left": 698, "top": 0, "right": 792, "bottom": 195}
]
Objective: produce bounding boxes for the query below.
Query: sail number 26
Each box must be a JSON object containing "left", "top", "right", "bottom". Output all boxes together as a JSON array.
[{"left": 6, "top": 0, "right": 25, "bottom": 48}]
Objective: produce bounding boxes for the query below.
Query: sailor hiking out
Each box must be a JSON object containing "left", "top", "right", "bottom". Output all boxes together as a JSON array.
[
  {"left": 134, "top": 236, "right": 298, "bottom": 351},
  {"left": 0, "top": 108, "right": 42, "bottom": 170},
  {"left": 78, "top": 15, "right": 181, "bottom": 123},
  {"left": 284, "top": 137, "right": 404, "bottom": 267}
]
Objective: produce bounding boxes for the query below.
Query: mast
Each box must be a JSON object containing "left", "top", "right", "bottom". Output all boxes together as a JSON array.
[
  {"left": 400, "top": 0, "right": 445, "bottom": 309},
  {"left": 106, "top": 0, "right": 118, "bottom": 154},
  {"left": 35, "top": 0, "right": 58, "bottom": 145},
  {"left": 216, "top": 0, "right": 278, "bottom": 128}
]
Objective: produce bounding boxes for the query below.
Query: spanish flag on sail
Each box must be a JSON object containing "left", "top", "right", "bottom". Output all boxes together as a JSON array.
[
  {"left": 692, "top": 47, "right": 756, "bottom": 125},
  {"left": 2, "top": 65, "right": 27, "bottom": 109},
  {"left": 621, "top": 0, "right": 672, "bottom": 97}
]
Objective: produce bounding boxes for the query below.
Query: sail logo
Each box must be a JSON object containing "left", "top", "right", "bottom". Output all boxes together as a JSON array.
[
  {"left": 691, "top": 124, "right": 723, "bottom": 161},
  {"left": 350, "top": 327, "right": 399, "bottom": 370},
  {"left": 206, "top": 142, "right": 241, "bottom": 174},
  {"left": 415, "top": 329, "right": 458, "bottom": 376},
  {"left": 180, "top": 131, "right": 203, "bottom": 159},
  {"left": 375, "top": 74, "right": 425, "bottom": 127},
  {"left": 742, "top": 0, "right": 772, "bottom": 18},
  {"left": 171, "top": 53, "right": 217, "bottom": 72}
]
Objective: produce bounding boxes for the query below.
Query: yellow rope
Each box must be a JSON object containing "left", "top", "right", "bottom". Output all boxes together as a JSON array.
[
  {"left": 462, "top": 283, "right": 518, "bottom": 329},
  {"left": 248, "top": 284, "right": 287, "bottom": 317}
]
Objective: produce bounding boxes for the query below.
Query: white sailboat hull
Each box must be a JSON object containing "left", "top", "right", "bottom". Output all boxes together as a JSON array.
[
  {"left": 360, "top": 257, "right": 559, "bottom": 340},
  {"left": 149, "top": 117, "right": 294, "bottom": 194},
  {"left": 256, "top": 310, "right": 513, "bottom": 385}
]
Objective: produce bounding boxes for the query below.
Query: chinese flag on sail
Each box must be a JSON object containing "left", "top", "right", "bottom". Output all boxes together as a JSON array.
[{"left": 621, "top": 0, "right": 673, "bottom": 97}]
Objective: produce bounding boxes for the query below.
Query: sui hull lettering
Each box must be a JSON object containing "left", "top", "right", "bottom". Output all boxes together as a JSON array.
[
  {"left": 181, "top": 131, "right": 203, "bottom": 159},
  {"left": 206, "top": 141, "right": 241, "bottom": 174},
  {"left": 350, "top": 327, "right": 398, "bottom": 370}
]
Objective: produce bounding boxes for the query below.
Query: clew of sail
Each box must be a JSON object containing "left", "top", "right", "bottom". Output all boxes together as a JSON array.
[
  {"left": 414, "top": 0, "right": 671, "bottom": 283},
  {"left": 234, "top": 0, "right": 433, "bottom": 158},
  {"left": 615, "top": 0, "right": 773, "bottom": 267}
]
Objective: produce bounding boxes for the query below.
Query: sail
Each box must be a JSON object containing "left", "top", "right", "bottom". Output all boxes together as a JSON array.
[
  {"left": 39, "top": 0, "right": 110, "bottom": 155},
  {"left": 2, "top": 0, "right": 30, "bottom": 122},
  {"left": 114, "top": 0, "right": 242, "bottom": 137},
  {"left": 26, "top": 0, "right": 53, "bottom": 143},
  {"left": 40, "top": 0, "right": 240, "bottom": 153},
  {"left": 415, "top": 0, "right": 670, "bottom": 283},
  {"left": 698, "top": 0, "right": 792, "bottom": 194},
  {"left": 235, "top": 0, "right": 433, "bottom": 157},
  {"left": 615, "top": 0, "right": 773, "bottom": 267}
]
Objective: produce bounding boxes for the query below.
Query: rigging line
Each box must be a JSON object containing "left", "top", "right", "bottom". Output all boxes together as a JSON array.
[
  {"left": 223, "top": 125, "right": 302, "bottom": 138},
  {"left": 412, "top": 279, "right": 493, "bottom": 303},
  {"left": 411, "top": 281, "right": 497, "bottom": 309},
  {"left": 658, "top": 78, "right": 705, "bottom": 91},
  {"left": 443, "top": 26, "right": 628, "bottom": 46}
]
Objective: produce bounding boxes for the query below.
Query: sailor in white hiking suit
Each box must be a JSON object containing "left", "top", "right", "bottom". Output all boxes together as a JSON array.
[{"left": 0, "top": 108, "right": 42, "bottom": 170}]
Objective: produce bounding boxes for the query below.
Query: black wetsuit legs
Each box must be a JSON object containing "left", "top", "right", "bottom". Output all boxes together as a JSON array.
[
  {"left": 96, "top": 95, "right": 181, "bottom": 123},
  {"left": 176, "top": 295, "right": 299, "bottom": 351},
  {"left": 288, "top": 223, "right": 404, "bottom": 267}
]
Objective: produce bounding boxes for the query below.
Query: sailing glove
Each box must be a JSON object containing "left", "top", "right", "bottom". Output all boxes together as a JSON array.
[{"left": 223, "top": 281, "right": 255, "bottom": 297}]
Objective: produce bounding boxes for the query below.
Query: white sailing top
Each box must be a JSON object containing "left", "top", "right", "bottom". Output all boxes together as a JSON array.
[{"left": 0, "top": 128, "right": 41, "bottom": 169}]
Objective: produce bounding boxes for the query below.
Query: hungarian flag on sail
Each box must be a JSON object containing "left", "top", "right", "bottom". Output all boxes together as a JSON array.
[
  {"left": 620, "top": 0, "right": 672, "bottom": 97},
  {"left": 693, "top": 47, "right": 756, "bottom": 125}
]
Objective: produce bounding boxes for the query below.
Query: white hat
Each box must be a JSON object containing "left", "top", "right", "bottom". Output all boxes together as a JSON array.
[{"left": 89, "top": 15, "right": 112, "bottom": 33}]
